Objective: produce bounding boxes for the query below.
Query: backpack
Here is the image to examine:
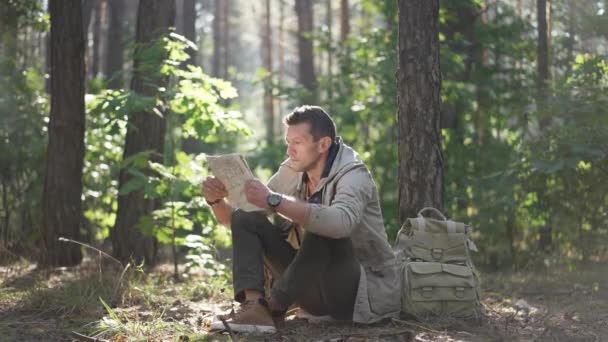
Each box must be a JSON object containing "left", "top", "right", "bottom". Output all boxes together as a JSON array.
[{"left": 394, "top": 207, "right": 482, "bottom": 320}]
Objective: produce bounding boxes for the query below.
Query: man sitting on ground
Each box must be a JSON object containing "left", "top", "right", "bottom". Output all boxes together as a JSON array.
[{"left": 202, "top": 105, "right": 399, "bottom": 333}]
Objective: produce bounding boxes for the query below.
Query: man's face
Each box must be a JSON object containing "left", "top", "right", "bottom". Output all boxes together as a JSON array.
[{"left": 285, "top": 123, "right": 325, "bottom": 172}]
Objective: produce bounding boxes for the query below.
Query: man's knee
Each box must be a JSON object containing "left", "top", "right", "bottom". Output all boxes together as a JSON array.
[{"left": 231, "top": 209, "right": 266, "bottom": 232}]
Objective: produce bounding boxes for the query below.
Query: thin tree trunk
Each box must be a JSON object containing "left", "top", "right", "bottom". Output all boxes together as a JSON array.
[
  {"left": 326, "top": 0, "right": 333, "bottom": 106},
  {"left": 221, "top": 0, "right": 230, "bottom": 79},
  {"left": 277, "top": 0, "right": 285, "bottom": 130},
  {"left": 106, "top": 0, "right": 125, "bottom": 89},
  {"left": 183, "top": 0, "right": 197, "bottom": 65},
  {"left": 397, "top": 0, "right": 444, "bottom": 222},
  {"left": 91, "top": 0, "right": 103, "bottom": 78},
  {"left": 42, "top": 0, "right": 86, "bottom": 266},
  {"left": 340, "top": 0, "right": 349, "bottom": 43},
  {"left": 212, "top": 0, "right": 223, "bottom": 77},
  {"left": 565, "top": 0, "right": 575, "bottom": 78},
  {"left": 112, "top": 0, "right": 175, "bottom": 266},
  {"left": 295, "top": 0, "right": 317, "bottom": 93},
  {"left": 262, "top": 0, "right": 274, "bottom": 145},
  {"left": 537, "top": 0, "right": 549, "bottom": 114}
]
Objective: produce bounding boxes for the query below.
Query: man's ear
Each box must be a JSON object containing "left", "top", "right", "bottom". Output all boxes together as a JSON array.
[{"left": 318, "top": 136, "right": 332, "bottom": 153}]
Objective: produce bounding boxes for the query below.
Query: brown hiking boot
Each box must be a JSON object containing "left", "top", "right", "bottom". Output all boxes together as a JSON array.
[{"left": 209, "top": 298, "right": 276, "bottom": 333}]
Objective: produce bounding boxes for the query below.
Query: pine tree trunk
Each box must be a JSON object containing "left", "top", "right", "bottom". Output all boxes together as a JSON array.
[
  {"left": 326, "top": 0, "right": 333, "bottom": 106},
  {"left": 212, "top": 0, "right": 223, "bottom": 77},
  {"left": 42, "top": 0, "right": 86, "bottom": 266},
  {"left": 340, "top": 0, "right": 349, "bottom": 43},
  {"left": 262, "top": 0, "right": 275, "bottom": 145},
  {"left": 277, "top": 0, "right": 285, "bottom": 129},
  {"left": 105, "top": 0, "right": 125, "bottom": 89},
  {"left": 91, "top": 0, "right": 103, "bottom": 78},
  {"left": 112, "top": 0, "right": 175, "bottom": 266},
  {"left": 295, "top": 0, "right": 317, "bottom": 93},
  {"left": 222, "top": 0, "right": 230, "bottom": 80},
  {"left": 397, "top": 0, "right": 444, "bottom": 222},
  {"left": 183, "top": 0, "right": 197, "bottom": 65},
  {"left": 537, "top": 0, "right": 549, "bottom": 112}
]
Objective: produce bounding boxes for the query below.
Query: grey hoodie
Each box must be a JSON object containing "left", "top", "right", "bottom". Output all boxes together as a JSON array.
[{"left": 267, "top": 138, "right": 400, "bottom": 323}]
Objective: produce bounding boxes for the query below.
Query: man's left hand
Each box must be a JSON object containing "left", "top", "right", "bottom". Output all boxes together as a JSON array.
[{"left": 244, "top": 179, "right": 271, "bottom": 209}]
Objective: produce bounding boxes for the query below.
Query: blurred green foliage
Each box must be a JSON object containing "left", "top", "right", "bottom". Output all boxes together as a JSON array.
[{"left": 1, "top": 0, "right": 606, "bottom": 271}]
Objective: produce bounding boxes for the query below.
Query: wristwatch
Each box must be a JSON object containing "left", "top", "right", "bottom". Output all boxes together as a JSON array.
[{"left": 266, "top": 193, "right": 282, "bottom": 209}]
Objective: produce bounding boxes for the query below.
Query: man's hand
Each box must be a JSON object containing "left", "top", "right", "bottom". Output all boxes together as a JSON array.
[
  {"left": 244, "top": 179, "right": 271, "bottom": 209},
  {"left": 201, "top": 176, "right": 228, "bottom": 202}
]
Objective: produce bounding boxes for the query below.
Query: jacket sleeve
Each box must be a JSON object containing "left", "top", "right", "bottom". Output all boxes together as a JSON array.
[
  {"left": 267, "top": 159, "right": 300, "bottom": 195},
  {"left": 303, "top": 168, "right": 372, "bottom": 239}
]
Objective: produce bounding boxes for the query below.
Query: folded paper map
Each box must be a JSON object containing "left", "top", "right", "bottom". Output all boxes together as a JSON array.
[{"left": 206, "top": 154, "right": 262, "bottom": 212}]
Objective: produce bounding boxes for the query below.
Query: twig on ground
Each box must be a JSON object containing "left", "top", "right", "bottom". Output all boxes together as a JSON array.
[
  {"left": 391, "top": 317, "right": 443, "bottom": 334},
  {"left": 348, "top": 328, "right": 415, "bottom": 339},
  {"left": 71, "top": 331, "right": 110, "bottom": 342},
  {"left": 220, "top": 316, "right": 237, "bottom": 342}
]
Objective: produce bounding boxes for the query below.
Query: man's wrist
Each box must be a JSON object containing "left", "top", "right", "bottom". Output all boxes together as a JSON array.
[{"left": 266, "top": 192, "right": 282, "bottom": 210}]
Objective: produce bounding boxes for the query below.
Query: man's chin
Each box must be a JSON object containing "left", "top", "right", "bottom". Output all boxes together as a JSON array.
[{"left": 289, "top": 160, "right": 306, "bottom": 172}]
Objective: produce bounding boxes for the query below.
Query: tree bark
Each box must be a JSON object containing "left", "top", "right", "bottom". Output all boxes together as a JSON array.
[
  {"left": 397, "top": 0, "right": 444, "bottom": 222},
  {"left": 212, "top": 0, "right": 224, "bottom": 78},
  {"left": 42, "top": 0, "right": 86, "bottom": 266},
  {"left": 295, "top": 0, "right": 317, "bottom": 93},
  {"left": 537, "top": 0, "right": 549, "bottom": 109},
  {"left": 91, "top": 0, "right": 104, "bottom": 79},
  {"left": 326, "top": 0, "right": 333, "bottom": 105},
  {"left": 106, "top": 0, "right": 125, "bottom": 89},
  {"left": 182, "top": 0, "right": 197, "bottom": 65},
  {"left": 340, "top": 0, "right": 349, "bottom": 43},
  {"left": 112, "top": 0, "right": 175, "bottom": 266},
  {"left": 262, "top": 0, "right": 275, "bottom": 145}
]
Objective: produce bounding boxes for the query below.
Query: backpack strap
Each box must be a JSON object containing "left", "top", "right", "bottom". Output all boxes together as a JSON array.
[{"left": 446, "top": 220, "right": 456, "bottom": 234}]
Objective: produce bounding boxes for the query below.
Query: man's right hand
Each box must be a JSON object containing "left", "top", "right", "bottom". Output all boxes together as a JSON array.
[{"left": 202, "top": 176, "right": 228, "bottom": 203}]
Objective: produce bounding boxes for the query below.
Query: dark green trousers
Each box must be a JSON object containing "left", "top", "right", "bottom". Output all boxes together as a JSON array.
[{"left": 230, "top": 209, "right": 360, "bottom": 320}]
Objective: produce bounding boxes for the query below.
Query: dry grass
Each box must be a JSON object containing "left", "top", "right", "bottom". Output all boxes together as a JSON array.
[{"left": 1, "top": 258, "right": 607, "bottom": 341}]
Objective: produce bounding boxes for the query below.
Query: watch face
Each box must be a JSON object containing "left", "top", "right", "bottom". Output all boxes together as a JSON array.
[{"left": 268, "top": 194, "right": 281, "bottom": 207}]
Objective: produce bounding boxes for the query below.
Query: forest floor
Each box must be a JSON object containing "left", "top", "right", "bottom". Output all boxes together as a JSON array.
[{"left": 1, "top": 257, "right": 607, "bottom": 342}]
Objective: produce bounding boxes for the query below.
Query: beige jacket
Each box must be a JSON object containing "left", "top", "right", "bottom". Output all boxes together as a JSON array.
[{"left": 267, "top": 139, "right": 400, "bottom": 323}]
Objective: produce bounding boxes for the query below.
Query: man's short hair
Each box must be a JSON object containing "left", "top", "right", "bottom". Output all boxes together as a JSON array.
[{"left": 284, "top": 105, "right": 336, "bottom": 142}]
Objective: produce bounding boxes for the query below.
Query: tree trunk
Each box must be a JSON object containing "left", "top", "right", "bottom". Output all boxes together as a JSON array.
[
  {"left": 326, "top": 0, "right": 333, "bottom": 106},
  {"left": 295, "top": 0, "right": 317, "bottom": 93},
  {"left": 91, "top": 0, "right": 103, "bottom": 79},
  {"left": 277, "top": 0, "right": 285, "bottom": 129},
  {"left": 222, "top": 0, "right": 230, "bottom": 80},
  {"left": 105, "top": 0, "right": 125, "bottom": 89},
  {"left": 112, "top": 0, "right": 175, "bottom": 266},
  {"left": 340, "top": 0, "right": 349, "bottom": 43},
  {"left": 537, "top": 0, "right": 549, "bottom": 116},
  {"left": 262, "top": 0, "right": 274, "bottom": 145},
  {"left": 397, "top": 0, "right": 444, "bottom": 222},
  {"left": 212, "top": 0, "right": 224, "bottom": 78},
  {"left": 42, "top": 0, "right": 86, "bottom": 266},
  {"left": 183, "top": 0, "right": 197, "bottom": 65}
]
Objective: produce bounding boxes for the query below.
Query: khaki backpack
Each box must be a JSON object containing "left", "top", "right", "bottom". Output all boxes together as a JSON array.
[{"left": 394, "top": 207, "right": 482, "bottom": 320}]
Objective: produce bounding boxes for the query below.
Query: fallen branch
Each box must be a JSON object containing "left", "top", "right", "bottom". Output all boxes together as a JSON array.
[
  {"left": 391, "top": 317, "right": 443, "bottom": 334},
  {"left": 71, "top": 331, "right": 109, "bottom": 342}
]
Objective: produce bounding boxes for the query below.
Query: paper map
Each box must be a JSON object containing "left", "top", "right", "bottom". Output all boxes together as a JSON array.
[{"left": 206, "top": 154, "right": 262, "bottom": 212}]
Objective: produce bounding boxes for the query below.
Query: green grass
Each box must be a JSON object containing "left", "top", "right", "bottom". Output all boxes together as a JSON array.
[{"left": 0, "top": 258, "right": 233, "bottom": 341}]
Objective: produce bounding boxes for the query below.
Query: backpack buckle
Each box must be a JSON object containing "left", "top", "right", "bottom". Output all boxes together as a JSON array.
[
  {"left": 454, "top": 287, "right": 465, "bottom": 298},
  {"left": 431, "top": 248, "right": 444, "bottom": 261}
]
